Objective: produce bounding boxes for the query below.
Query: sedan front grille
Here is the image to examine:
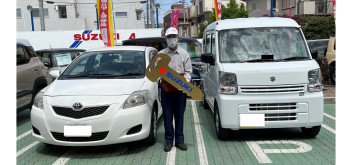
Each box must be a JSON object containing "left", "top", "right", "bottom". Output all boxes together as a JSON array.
[
  {"left": 240, "top": 85, "right": 305, "bottom": 94},
  {"left": 52, "top": 106, "right": 109, "bottom": 119},
  {"left": 51, "top": 131, "right": 109, "bottom": 142}
]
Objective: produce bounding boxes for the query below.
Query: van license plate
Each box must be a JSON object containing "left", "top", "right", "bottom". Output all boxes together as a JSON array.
[
  {"left": 240, "top": 114, "right": 265, "bottom": 127},
  {"left": 64, "top": 125, "right": 92, "bottom": 137}
]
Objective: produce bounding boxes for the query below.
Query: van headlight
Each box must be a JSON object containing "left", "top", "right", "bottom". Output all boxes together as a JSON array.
[
  {"left": 218, "top": 71, "right": 238, "bottom": 95},
  {"left": 123, "top": 90, "right": 149, "bottom": 109},
  {"left": 33, "top": 91, "right": 44, "bottom": 109},
  {"left": 308, "top": 69, "right": 324, "bottom": 92}
]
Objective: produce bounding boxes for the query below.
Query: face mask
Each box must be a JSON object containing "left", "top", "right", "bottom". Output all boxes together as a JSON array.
[{"left": 167, "top": 38, "right": 178, "bottom": 48}]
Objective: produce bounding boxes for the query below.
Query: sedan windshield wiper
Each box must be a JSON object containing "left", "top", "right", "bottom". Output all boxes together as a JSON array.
[
  {"left": 65, "top": 74, "right": 119, "bottom": 78},
  {"left": 279, "top": 56, "right": 309, "bottom": 61},
  {"left": 116, "top": 73, "right": 143, "bottom": 76}
]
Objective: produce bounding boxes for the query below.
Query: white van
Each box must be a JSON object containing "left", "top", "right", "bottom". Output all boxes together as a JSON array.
[{"left": 200, "top": 18, "right": 323, "bottom": 139}]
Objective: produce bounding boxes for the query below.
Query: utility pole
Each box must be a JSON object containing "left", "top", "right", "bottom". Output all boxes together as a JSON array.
[
  {"left": 182, "top": 0, "right": 186, "bottom": 23},
  {"left": 150, "top": 0, "right": 156, "bottom": 28},
  {"left": 146, "top": 0, "right": 149, "bottom": 28},
  {"left": 38, "top": 0, "right": 45, "bottom": 31}
]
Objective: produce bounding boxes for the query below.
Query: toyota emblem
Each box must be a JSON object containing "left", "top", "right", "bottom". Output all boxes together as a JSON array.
[
  {"left": 270, "top": 76, "right": 276, "bottom": 82},
  {"left": 72, "top": 103, "right": 83, "bottom": 111}
]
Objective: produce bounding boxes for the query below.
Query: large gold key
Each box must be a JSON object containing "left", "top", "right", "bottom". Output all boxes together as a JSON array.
[{"left": 145, "top": 53, "right": 203, "bottom": 100}]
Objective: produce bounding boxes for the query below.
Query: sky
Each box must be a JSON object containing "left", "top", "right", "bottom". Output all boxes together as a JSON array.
[{"left": 142, "top": 0, "right": 191, "bottom": 24}]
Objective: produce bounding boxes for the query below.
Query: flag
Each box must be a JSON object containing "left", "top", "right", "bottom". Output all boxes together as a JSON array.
[
  {"left": 171, "top": 9, "right": 179, "bottom": 28},
  {"left": 214, "top": 0, "right": 222, "bottom": 21},
  {"left": 97, "top": 0, "right": 115, "bottom": 47},
  {"left": 333, "top": 0, "right": 336, "bottom": 21}
]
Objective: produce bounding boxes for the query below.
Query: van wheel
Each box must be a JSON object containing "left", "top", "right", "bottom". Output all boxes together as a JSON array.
[
  {"left": 202, "top": 85, "right": 209, "bottom": 109},
  {"left": 143, "top": 106, "right": 157, "bottom": 146},
  {"left": 329, "top": 66, "right": 335, "bottom": 85},
  {"left": 214, "top": 106, "right": 229, "bottom": 140},
  {"left": 301, "top": 126, "right": 321, "bottom": 138}
]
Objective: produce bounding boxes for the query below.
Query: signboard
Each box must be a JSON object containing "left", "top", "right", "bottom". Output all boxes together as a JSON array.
[{"left": 97, "top": 0, "right": 115, "bottom": 47}]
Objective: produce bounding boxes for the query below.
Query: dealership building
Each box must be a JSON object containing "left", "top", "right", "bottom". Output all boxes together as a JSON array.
[{"left": 16, "top": 0, "right": 146, "bottom": 31}]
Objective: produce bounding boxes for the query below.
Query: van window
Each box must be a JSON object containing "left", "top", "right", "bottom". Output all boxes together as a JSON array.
[
  {"left": 218, "top": 27, "right": 310, "bottom": 62},
  {"left": 211, "top": 33, "right": 216, "bottom": 55},
  {"left": 205, "top": 34, "right": 211, "bottom": 53}
]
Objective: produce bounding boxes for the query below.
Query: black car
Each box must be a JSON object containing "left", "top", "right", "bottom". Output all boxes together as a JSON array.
[
  {"left": 122, "top": 37, "right": 202, "bottom": 87},
  {"left": 36, "top": 48, "right": 86, "bottom": 84}
]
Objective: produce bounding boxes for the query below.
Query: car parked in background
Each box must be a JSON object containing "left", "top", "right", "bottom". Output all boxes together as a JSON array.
[
  {"left": 325, "top": 35, "right": 336, "bottom": 84},
  {"left": 17, "top": 39, "right": 47, "bottom": 112},
  {"left": 31, "top": 46, "right": 161, "bottom": 146},
  {"left": 307, "top": 39, "right": 330, "bottom": 83},
  {"left": 122, "top": 37, "right": 203, "bottom": 87},
  {"left": 36, "top": 48, "right": 86, "bottom": 84}
]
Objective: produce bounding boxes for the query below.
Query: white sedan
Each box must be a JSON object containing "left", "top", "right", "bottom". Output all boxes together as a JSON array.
[{"left": 31, "top": 46, "right": 162, "bottom": 146}]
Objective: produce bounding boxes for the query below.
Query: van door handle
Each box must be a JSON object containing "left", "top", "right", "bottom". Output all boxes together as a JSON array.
[{"left": 33, "top": 68, "right": 38, "bottom": 72}]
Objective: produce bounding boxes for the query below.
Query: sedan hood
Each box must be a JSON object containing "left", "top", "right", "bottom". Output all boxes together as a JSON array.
[
  {"left": 45, "top": 79, "right": 145, "bottom": 96},
  {"left": 221, "top": 60, "right": 319, "bottom": 86}
]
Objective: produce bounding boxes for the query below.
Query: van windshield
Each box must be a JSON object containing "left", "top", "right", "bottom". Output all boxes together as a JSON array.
[{"left": 219, "top": 27, "right": 310, "bottom": 63}]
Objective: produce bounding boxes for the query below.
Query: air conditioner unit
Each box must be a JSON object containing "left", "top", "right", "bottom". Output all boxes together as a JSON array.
[{"left": 273, "top": 8, "right": 279, "bottom": 12}]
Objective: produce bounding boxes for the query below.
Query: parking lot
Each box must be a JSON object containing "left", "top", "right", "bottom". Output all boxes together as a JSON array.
[{"left": 17, "top": 92, "right": 335, "bottom": 165}]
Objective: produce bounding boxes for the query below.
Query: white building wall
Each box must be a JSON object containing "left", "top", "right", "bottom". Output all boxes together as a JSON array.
[{"left": 16, "top": 0, "right": 145, "bottom": 31}]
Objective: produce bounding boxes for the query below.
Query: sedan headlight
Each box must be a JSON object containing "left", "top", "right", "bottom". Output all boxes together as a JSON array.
[
  {"left": 123, "top": 90, "right": 149, "bottom": 109},
  {"left": 218, "top": 71, "right": 238, "bottom": 95},
  {"left": 33, "top": 91, "right": 44, "bottom": 109},
  {"left": 308, "top": 69, "right": 324, "bottom": 92}
]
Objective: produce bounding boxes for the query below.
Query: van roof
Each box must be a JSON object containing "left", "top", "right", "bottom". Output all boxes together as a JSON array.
[{"left": 205, "top": 17, "right": 300, "bottom": 32}]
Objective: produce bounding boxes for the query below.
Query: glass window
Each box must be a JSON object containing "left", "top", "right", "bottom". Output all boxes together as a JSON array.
[
  {"left": 178, "top": 40, "right": 202, "bottom": 58},
  {"left": 218, "top": 27, "right": 310, "bottom": 63},
  {"left": 60, "top": 51, "right": 146, "bottom": 79},
  {"left": 58, "top": 5, "right": 67, "bottom": 18},
  {"left": 206, "top": 34, "right": 211, "bottom": 53},
  {"left": 41, "top": 53, "right": 51, "bottom": 66},
  {"left": 115, "top": 12, "right": 127, "bottom": 17},
  {"left": 211, "top": 33, "right": 216, "bottom": 55},
  {"left": 17, "top": 8, "right": 22, "bottom": 18},
  {"left": 17, "top": 46, "right": 30, "bottom": 65},
  {"left": 32, "top": 8, "right": 49, "bottom": 17}
]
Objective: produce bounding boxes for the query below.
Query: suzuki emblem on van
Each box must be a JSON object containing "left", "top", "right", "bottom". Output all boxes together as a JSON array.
[{"left": 270, "top": 76, "right": 276, "bottom": 82}]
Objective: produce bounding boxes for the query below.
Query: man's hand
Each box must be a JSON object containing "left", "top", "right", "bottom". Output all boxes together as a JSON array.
[{"left": 156, "top": 57, "right": 162, "bottom": 64}]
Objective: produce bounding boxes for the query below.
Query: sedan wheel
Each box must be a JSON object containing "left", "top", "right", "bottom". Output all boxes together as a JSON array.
[{"left": 143, "top": 106, "right": 157, "bottom": 146}]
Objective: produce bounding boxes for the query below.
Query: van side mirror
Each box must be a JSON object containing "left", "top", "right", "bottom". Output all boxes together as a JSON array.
[
  {"left": 201, "top": 53, "right": 215, "bottom": 65},
  {"left": 43, "top": 62, "right": 50, "bottom": 67},
  {"left": 49, "top": 70, "right": 60, "bottom": 79},
  {"left": 310, "top": 49, "right": 318, "bottom": 59}
]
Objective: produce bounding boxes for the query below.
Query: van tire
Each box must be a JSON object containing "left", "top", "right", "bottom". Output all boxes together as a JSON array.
[
  {"left": 202, "top": 85, "right": 210, "bottom": 109},
  {"left": 329, "top": 66, "right": 335, "bottom": 85},
  {"left": 143, "top": 106, "right": 157, "bottom": 146},
  {"left": 214, "top": 106, "right": 229, "bottom": 140},
  {"left": 301, "top": 126, "right": 321, "bottom": 138}
]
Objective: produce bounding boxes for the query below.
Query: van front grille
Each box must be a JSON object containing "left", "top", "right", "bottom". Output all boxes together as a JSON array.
[
  {"left": 249, "top": 103, "right": 297, "bottom": 111},
  {"left": 265, "top": 113, "right": 297, "bottom": 121},
  {"left": 240, "top": 85, "right": 305, "bottom": 94}
]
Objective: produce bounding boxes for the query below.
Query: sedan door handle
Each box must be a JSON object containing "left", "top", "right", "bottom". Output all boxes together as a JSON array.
[{"left": 33, "top": 68, "right": 38, "bottom": 72}]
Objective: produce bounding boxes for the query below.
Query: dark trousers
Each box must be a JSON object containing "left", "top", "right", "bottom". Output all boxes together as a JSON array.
[{"left": 161, "top": 89, "right": 187, "bottom": 145}]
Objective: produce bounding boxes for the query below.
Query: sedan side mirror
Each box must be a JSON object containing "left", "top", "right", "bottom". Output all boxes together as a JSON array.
[
  {"left": 49, "top": 70, "right": 60, "bottom": 79},
  {"left": 310, "top": 49, "right": 318, "bottom": 59},
  {"left": 201, "top": 53, "right": 215, "bottom": 65}
]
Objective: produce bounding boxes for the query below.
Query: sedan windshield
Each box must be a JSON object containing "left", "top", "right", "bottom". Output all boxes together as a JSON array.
[
  {"left": 219, "top": 27, "right": 310, "bottom": 63},
  {"left": 59, "top": 51, "right": 145, "bottom": 79}
]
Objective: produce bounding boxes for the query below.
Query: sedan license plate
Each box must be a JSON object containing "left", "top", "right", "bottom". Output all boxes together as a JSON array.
[
  {"left": 240, "top": 114, "right": 265, "bottom": 127},
  {"left": 64, "top": 125, "right": 92, "bottom": 137}
]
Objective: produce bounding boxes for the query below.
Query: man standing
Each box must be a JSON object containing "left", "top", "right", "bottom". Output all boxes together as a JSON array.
[{"left": 157, "top": 27, "right": 192, "bottom": 152}]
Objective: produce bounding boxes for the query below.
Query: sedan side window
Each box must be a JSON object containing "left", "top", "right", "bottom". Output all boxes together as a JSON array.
[
  {"left": 17, "top": 46, "right": 30, "bottom": 65},
  {"left": 42, "top": 53, "right": 51, "bottom": 67}
]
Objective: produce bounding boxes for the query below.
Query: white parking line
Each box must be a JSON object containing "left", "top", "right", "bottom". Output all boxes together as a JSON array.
[
  {"left": 191, "top": 100, "right": 208, "bottom": 165},
  {"left": 166, "top": 120, "right": 176, "bottom": 165},
  {"left": 16, "top": 141, "right": 39, "bottom": 157},
  {"left": 52, "top": 149, "right": 77, "bottom": 165},
  {"left": 322, "top": 124, "right": 336, "bottom": 134},
  {"left": 324, "top": 113, "right": 336, "bottom": 120},
  {"left": 17, "top": 130, "right": 32, "bottom": 141}
]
